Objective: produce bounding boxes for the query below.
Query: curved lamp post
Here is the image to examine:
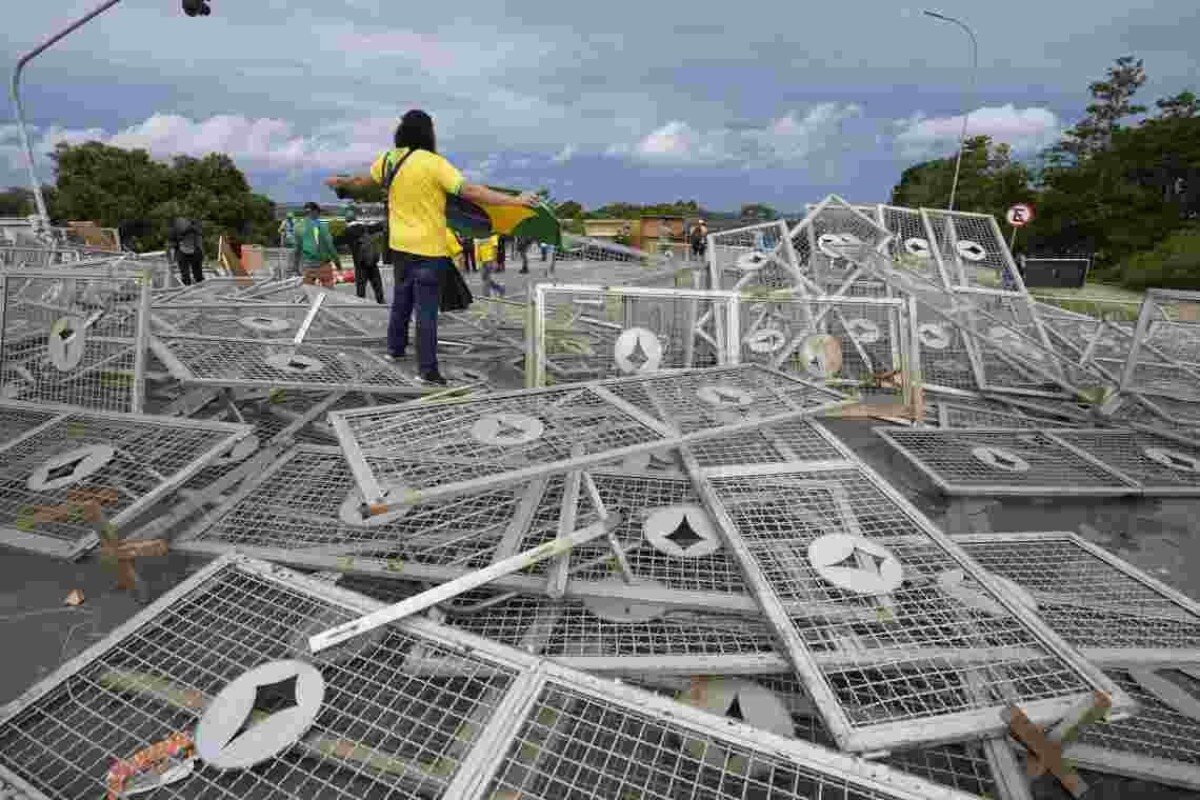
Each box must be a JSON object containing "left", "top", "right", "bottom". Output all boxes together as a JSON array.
[
  {"left": 923, "top": 10, "right": 978, "bottom": 212},
  {"left": 11, "top": 0, "right": 126, "bottom": 232}
]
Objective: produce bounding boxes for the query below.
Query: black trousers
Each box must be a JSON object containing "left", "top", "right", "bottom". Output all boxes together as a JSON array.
[
  {"left": 353, "top": 250, "right": 384, "bottom": 303},
  {"left": 462, "top": 242, "right": 476, "bottom": 272},
  {"left": 177, "top": 250, "right": 204, "bottom": 285}
]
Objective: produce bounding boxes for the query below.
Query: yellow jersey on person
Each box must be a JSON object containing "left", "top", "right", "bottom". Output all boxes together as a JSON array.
[
  {"left": 370, "top": 148, "right": 465, "bottom": 258},
  {"left": 476, "top": 235, "right": 499, "bottom": 265}
]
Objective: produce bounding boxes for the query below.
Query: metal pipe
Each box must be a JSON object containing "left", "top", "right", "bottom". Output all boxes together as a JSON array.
[
  {"left": 10, "top": 0, "right": 125, "bottom": 231},
  {"left": 923, "top": 10, "right": 979, "bottom": 212}
]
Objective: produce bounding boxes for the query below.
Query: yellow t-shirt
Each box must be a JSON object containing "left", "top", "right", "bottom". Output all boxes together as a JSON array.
[
  {"left": 370, "top": 148, "right": 466, "bottom": 257},
  {"left": 476, "top": 235, "right": 499, "bottom": 264}
]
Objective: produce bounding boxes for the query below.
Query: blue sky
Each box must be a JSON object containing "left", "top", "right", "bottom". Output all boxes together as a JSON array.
[{"left": 1, "top": 0, "right": 1197, "bottom": 212}]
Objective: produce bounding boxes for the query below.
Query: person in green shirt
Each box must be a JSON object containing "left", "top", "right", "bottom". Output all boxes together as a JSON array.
[{"left": 292, "top": 202, "right": 339, "bottom": 285}]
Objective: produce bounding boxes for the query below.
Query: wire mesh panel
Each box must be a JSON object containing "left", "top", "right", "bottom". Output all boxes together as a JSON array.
[
  {"left": 788, "top": 196, "right": 893, "bottom": 294},
  {"left": 479, "top": 664, "right": 976, "bottom": 800},
  {"left": 178, "top": 446, "right": 762, "bottom": 614},
  {"left": 528, "top": 284, "right": 738, "bottom": 387},
  {"left": 1066, "top": 667, "right": 1200, "bottom": 792},
  {"left": 737, "top": 296, "right": 916, "bottom": 400},
  {"left": 1050, "top": 428, "right": 1200, "bottom": 496},
  {"left": 954, "top": 532, "right": 1200, "bottom": 662},
  {"left": 151, "top": 302, "right": 370, "bottom": 342},
  {"left": 875, "top": 427, "right": 1140, "bottom": 497},
  {"left": 936, "top": 400, "right": 1042, "bottom": 429},
  {"left": 600, "top": 364, "right": 850, "bottom": 436},
  {"left": 686, "top": 457, "right": 1128, "bottom": 753},
  {"left": 633, "top": 673, "right": 1004, "bottom": 798},
  {"left": 150, "top": 335, "right": 445, "bottom": 395},
  {"left": 332, "top": 367, "right": 848, "bottom": 508},
  {"left": 685, "top": 418, "right": 847, "bottom": 468},
  {"left": 0, "top": 555, "right": 982, "bottom": 800},
  {"left": 879, "top": 205, "right": 951, "bottom": 290},
  {"left": 919, "top": 210, "right": 1024, "bottom": 295},
  {"left": 0, "top": 401, "right": 249, "bottom": 558},
  {"left": 330, "top": 382, "right": 671, "bottom": 507},
  {"left": 1120, "top": 289, "right": 1200, "bottom": 403},
  {"left": 707, "top": 220, "right": 800, "bottom": 294},
  {"left": 1, "top": 269, "right": 149, "bottom": 412},
  {"left": 556, "top": 235, "right": 685, "bottom": 287},
  {"left": 0, "top": 556, "right": 529, "bottom": 800}
]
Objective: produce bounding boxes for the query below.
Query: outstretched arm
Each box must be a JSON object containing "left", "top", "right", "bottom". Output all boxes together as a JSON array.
[{"left": 460, "top": 183, "right": 539, "bottom": 208}]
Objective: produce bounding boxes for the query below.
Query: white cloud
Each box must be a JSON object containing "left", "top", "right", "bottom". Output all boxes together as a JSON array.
[
  {"left": 894, "top": 104, "right": 1062, "bottom": 158},
  {"left": 4, "top": 114, "right": 402, "bottom": 174},
  {"left": 624, "top": 103, "right": 862, "bottom": 167}
]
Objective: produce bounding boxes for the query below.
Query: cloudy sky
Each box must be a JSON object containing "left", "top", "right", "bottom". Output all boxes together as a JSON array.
[{"left": 1, "top": 0, "right": 1196, "bottom": 211}]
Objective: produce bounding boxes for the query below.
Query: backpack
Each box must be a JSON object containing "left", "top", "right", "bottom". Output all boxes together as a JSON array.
[{"left": 379, "top": 148, "right": 417, "bottom": 257}]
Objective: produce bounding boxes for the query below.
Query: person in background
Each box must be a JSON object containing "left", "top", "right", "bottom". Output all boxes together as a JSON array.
[
  {"left": 344, "top": 207, "right": 386, "bottom": 303},
  {"left": 496, "top": 233, "right": 509, "bottom": 272},
  {"left": 279, "top": 212, "right": 297, "bottom": 248},
  {"left": 477, "top": 233, "right": 505, "bottom": 297},
  {"left": 292, "top": 202, "right": 339, "bottom": 286},
  {"left": 515, "top": 236, "right": 533, "bottom": 274},
  {"left": 168, "top": 216, "right": 205, "bottom": 285},
  {"left": 459, "top": 234, "right": 477, "bottom": 272},
  {"left": 689, "top": 219, "right": 708, "bottom": 261},
  {"left": 371, "top": 109, "right": 537, "bottom": 386}
]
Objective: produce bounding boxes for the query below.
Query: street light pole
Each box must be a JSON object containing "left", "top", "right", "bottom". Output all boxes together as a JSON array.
[
  {"left": 10, "top": 0, "right": 124, "bottom": 232},
  {"left": 923, "top": 10, "right": 978, "bottom": 212}
]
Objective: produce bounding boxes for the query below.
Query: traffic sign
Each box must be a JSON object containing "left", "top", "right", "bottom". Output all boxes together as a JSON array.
[{"left": 1006, "top": 203, "right": 1034, "bottom": 227}]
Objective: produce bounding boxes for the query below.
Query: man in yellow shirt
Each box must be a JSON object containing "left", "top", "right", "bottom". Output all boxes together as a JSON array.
[{"left": 370, "top": 109, "right": 537, "bottom": 385}]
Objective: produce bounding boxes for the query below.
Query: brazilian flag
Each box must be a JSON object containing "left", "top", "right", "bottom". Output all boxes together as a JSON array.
[{"left": 446, "top": 188, "right": 562, "bottom": 248}]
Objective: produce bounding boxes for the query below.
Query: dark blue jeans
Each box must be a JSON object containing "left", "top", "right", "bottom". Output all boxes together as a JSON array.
[{"left": 388, "top": 251, "right": 448, "bottom": 373}]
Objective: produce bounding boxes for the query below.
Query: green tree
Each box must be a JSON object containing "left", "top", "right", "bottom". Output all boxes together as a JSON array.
[
  {"left": 554, "top": 200, "right": 584, "bottom": 218},
  {"left": 1050, "top": 55, "right": 1147, "bottom": 163},
  {"left": 1155, "top": 90, "right": 1200, "bottom": 120},
  {"left": 48, "top": 142, "right": 276, "bottom": 253},
  {"left": 0, "top": 187, "right": 35, "bottom": 217},
  {"left": 890, "top": 135, "right": 1035, "bottom": 222},
  {"left": 739, "top": 203, "right": 778, "bottom": 220},
  {"left": 1117, "top": 224, "right": 1200, "bottom": 289}
]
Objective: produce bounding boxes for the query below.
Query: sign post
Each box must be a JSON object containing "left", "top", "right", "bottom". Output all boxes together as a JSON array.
[{"left": 1005, "top": 203, "right": 1034, "bottom": 253}]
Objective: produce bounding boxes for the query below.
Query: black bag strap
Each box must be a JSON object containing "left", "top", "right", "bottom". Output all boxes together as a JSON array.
[{"left": 381, "top": 148, "right": 416, "bottom": 196}]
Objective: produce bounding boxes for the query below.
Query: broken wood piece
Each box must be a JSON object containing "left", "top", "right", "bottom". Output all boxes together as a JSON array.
[
  {"left": 1004, "top": 693, "right": 1110, "bottom": 798},
  {"left": 308, "top": 513, "right": 623, "bottom": 653}
]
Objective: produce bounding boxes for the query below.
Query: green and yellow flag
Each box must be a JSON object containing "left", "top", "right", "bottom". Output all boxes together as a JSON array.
[{"left": 446, "top": 188, "right": 562, "bottom": 248}]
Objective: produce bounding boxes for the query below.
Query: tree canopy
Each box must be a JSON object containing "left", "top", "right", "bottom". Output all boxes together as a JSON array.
[
  {"left": 48, "top": 142, "right": 277, "bottom": 253},
  {"left": 889, "top": 55, "right": 1200, "bottom": 289}
]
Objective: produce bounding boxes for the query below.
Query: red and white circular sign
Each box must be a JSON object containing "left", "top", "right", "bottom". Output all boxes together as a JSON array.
[{"left": 1006, "top": 203, "right": 1034, "bottom": 227}]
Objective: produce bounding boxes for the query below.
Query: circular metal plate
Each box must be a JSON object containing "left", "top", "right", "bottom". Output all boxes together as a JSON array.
[
  {"left": 970, "top": 445, "right": 1031, "bottom": 473},
  {"left": 799, "top": 334, "right": 843, "bottom": 379},
  {"left": 239, "top": 315, "right": 292, "bottom": 334},
  {"left": 195, "top": 660, "right": 325, "bottom": 770},
  {"left": 696, "top": 384, "right": 754, "bottom": 408},
  {"left": 808, "top": 534, "right": 904, "bottom": 595},
  {"left": 27, "top": 443, "right": 115, "bottom": 491},
  {"left": 678, "top": 678, "right": 793, "bottom": 777},
  {"left": 583, "top": 579, "right": 666, "bottom": 623},
  {"left": 643, "top": 505, "right": 721, "bottom": 558},
  {"left": 470, "top": 412, "right": 545, "bottom": 446},
  {"left": 213, "top": 435, "right": 260, "bottom": 467},
  {"left": 903, "top": 237, "right": 931, "bottom": 258},
  {"left": 986, "top": 326, "right": 1046, "bottom": 362},
  {"left": 735, "top": 251, "right": 769, "bottom": 272},
  {"left": 956, "top": 240, "right": 988, "bottom": 262},
  {"left": 48, "top": 316, "right": 87, "bottom": 372},
  {"left": 844, "top": 318, "right": 881, "bottom": 345},
  {"left": 264, "top": 353, "right": 325, "bottom": 376},
  {"left": 746, "top": 327, "right": 788, "bottom": 354},
  {"left": 338, "top": 487, "right": 411, "bottom": 527},
  {"left": 817, "top": 232, "right": 861, "bottom": 259},
  {"left": 918, "top": 323, "right": 952, "bottom": 350},
  {"left": 937, "top": 568, "right": 1038, "bottom": 614},
  {"left": 1143, "top": 446, "right": 1200, "bottom": 473},
  {"left": 613, "top": 327, "right": 664, "bottom": 374}
]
